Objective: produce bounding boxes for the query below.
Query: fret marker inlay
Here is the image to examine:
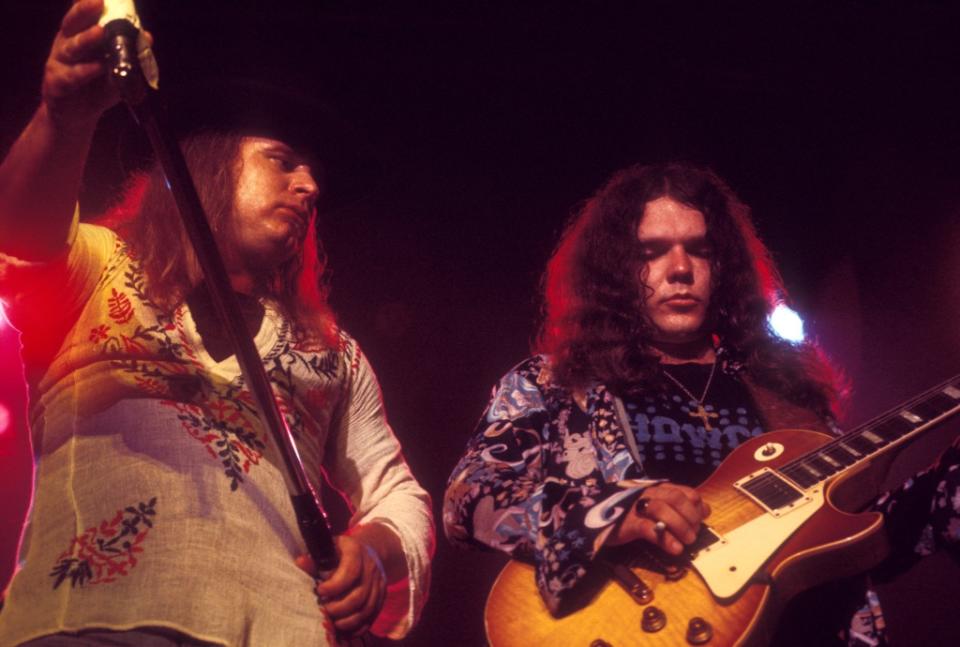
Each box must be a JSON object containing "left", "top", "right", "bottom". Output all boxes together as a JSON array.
[
  {"left": 900, "top": 411, "right": 923, "bottom": 424},
  {"left": 862, "top": 430, "right": 884, "bottom": 444}
]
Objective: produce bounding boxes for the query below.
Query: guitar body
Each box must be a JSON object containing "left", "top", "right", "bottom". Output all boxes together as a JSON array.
[{"left": 485, "top": 429, "right": 891, "bottom": 647}]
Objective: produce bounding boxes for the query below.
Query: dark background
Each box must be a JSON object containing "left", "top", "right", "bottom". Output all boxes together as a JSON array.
[{"left": 2, "top": 1, "right": 960, "bottom": 644}]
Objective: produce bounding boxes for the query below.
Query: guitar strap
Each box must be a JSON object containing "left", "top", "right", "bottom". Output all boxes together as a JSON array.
[
  {"left": 741, "top": 374, "right": 833, "bottom": 435},
  {"left": 612, "top": 395, "right": 646, "bottom": 473}
]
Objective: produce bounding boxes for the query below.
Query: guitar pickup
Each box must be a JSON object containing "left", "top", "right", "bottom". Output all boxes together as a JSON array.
[{"left": 735, "top": 467, "right": 813, "bottom": 517}]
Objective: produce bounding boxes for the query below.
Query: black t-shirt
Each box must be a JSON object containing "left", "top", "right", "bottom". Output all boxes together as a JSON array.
[{"left": 621, "top": 362, "right": 765, "bottom": 486}]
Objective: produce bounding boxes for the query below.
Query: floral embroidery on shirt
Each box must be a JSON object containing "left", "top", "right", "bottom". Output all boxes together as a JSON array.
[
  {"left": 49, "top": 498, "right": 158, "bottom": 589},
  {"left": 82, "top": 243, "right": 341, "bottom": 492},
  {"left": 107, "top": 288, "right": 134, "bottom": 323},
  {"left": 165, "top": 401, "right": 265, "bottom": 491},
  {"left": 89, "top": 324, "right": 110, "bottom": 343}
]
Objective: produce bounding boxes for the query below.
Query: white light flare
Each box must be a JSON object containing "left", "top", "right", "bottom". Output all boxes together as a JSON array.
[{"left": 769, "top": 303, "right": 805, "bottom": 342}]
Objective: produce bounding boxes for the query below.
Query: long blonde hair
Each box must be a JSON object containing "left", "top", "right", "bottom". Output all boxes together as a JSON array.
[{"left": 104, "top": 131, "right": 338, "bottom": 349}]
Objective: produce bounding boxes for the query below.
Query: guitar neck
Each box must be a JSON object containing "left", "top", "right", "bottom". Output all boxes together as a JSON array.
[{"left": 744, "top": 374, "right": 960, "bottom": 509}]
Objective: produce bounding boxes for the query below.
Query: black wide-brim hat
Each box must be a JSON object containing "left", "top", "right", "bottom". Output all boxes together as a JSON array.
[{"left": 118, "top": 74, "right": 381, "bottom": 213}]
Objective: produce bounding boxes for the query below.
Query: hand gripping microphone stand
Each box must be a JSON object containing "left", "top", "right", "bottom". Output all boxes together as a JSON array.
[{"left": 103, "top": 18, "right": 340, "bottom": 576}]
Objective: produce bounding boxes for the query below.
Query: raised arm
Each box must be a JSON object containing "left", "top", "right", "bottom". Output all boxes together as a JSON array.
[{"left": 0, "top": 0, "right": 119, "bottom": 261}]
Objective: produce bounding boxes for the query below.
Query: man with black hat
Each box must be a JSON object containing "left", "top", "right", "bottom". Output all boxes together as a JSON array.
[{"left": 0, "top": 1, "right": 433, "bottom": 645}]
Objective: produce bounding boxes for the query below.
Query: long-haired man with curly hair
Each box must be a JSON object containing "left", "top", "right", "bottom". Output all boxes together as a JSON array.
[
  {"left": 0, "top": 3, "right": 432, "bottom": 646},
  {"left": 444, "top": 161, "right": 960, "bottom": 645}
]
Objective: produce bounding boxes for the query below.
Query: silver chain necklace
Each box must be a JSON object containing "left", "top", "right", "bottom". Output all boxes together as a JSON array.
[{"left": 661, "top": 361, "right": 719, "bottom": 430}]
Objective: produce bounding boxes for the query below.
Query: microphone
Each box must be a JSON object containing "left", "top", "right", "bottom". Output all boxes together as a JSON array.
[{"left": 99, "top": 0, "right": 159, "bottom": 102}]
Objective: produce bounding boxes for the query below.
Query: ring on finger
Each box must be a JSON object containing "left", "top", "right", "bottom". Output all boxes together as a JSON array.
[{"left": 653, "top": 520, "right": 667, "bottom": 538}]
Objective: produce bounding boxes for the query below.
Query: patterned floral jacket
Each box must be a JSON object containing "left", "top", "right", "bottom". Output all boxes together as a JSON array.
[{"left": 445, "top": 355, "right": 692, "bottom": 614}]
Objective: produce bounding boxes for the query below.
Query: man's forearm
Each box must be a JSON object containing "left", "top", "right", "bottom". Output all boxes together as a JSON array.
[{"left": 0, "top": 104, "right": 98, "bottom": 261}]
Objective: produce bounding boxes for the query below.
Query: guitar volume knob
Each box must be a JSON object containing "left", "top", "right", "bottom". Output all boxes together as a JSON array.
[
  {"left": 686, "top": 617, "right": 713, "bottom": 644},
  {"left": 641, "top": 606, "right": 667, "bottom": 632}
]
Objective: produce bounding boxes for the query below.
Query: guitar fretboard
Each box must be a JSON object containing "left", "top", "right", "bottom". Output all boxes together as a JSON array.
[{"left": 745, "top": 375, "right": 960, "bottom": 508}]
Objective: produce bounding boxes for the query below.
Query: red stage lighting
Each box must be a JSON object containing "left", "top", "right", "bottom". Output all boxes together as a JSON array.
[{"left": 0, "top": 401, "right": 9, "bottom": 436}]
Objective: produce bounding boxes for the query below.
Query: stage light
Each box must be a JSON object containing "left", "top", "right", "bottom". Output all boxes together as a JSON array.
[
  {"left": 0, "top": 401, "right": 9, "bottom": 436},
  {"left": 769, "top": 303, "right": 805, "bottom": 342}
]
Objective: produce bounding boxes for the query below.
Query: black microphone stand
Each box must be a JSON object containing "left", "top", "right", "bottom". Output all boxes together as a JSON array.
[{"left": 105, "top": 27, "right": 340, "bottom": 575}]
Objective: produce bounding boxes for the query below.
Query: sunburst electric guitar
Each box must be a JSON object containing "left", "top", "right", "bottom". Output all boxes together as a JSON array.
[{"left": 485, "top": 374, "right": 960, "bottom": 646}]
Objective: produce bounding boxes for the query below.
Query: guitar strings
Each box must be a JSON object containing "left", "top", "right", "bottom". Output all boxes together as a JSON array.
[{"left": 778, "top": 373, "right": 960, "bottom": 480}]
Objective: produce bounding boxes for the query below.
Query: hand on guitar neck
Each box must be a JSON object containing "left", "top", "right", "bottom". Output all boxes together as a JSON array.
[{"left": 605, "top": 482, "right": 711, "bottom": 556}]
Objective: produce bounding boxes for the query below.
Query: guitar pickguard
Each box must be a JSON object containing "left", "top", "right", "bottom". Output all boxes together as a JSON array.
[{"left": 693, "top": 485, "right": 825, "bottom": 599}]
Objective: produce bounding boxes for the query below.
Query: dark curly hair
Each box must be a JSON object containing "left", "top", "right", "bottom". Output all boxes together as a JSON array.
[{"left": 537, "top": 161, "right": 844, "bottom": 419}]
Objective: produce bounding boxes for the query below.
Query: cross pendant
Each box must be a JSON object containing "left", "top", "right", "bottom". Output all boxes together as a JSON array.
[{"left": 688, "top": 403, "right": 719, "bottom": 431}]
